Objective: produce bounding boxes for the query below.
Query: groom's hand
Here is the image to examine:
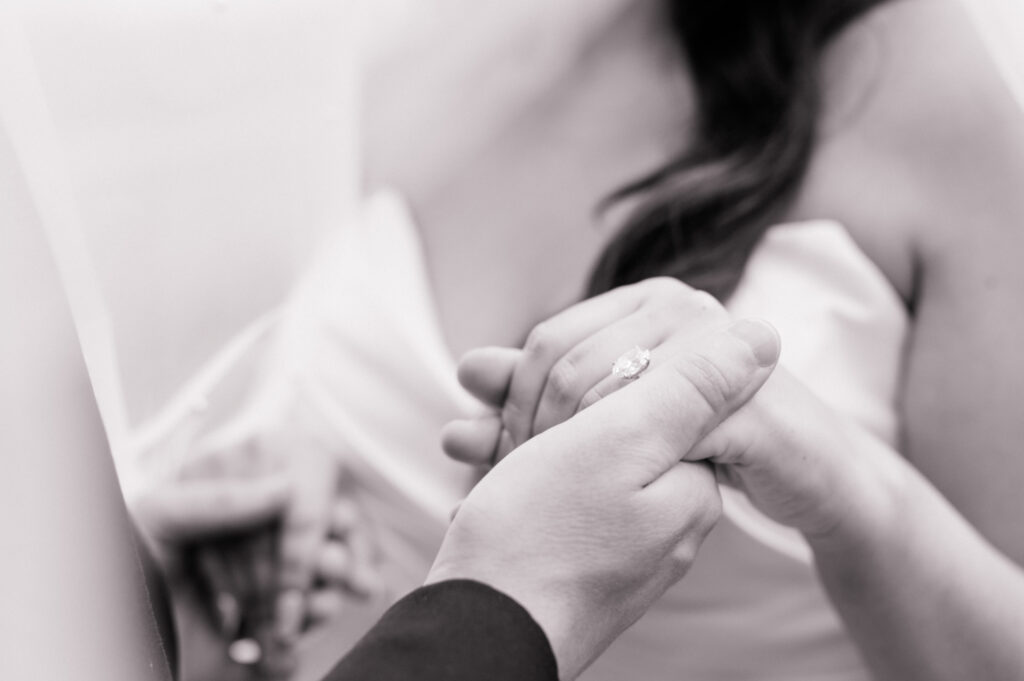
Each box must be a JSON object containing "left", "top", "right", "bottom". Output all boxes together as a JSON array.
[{"left": 429, "top": 319, "right": 781, "bottom": 680}]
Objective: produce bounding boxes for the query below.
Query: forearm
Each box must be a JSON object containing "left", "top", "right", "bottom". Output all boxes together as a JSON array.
[{"left": 808, "top": 432, "right": 1024, "bottom": 681}]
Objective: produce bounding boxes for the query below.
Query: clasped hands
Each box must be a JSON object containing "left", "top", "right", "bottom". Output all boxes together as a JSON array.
[
  {"left": 444, "top": 277, "right": 871, "bottom": 538},
  {"left": 136, "top": 277, "right": 883, "bottom": 680},
  {"left": 433, "top": 277, "right": 891, "bottom": 676},
  {"left": 133, "top": 406, "right": 383, "bottom": 680}
]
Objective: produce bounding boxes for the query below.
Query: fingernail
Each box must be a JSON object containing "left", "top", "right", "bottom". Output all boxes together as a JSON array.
[
  {"left": 274, "top": 589, "right": 304, "bottom": 645},
  {"left": 216, "top": 592, "right": 241, "bottom": 638},
  {"left": 728, "top": 319, "right": 780, "bottom": 367}
]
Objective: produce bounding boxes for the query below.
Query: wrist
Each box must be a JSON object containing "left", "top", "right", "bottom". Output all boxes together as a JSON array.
[{"left": 803, "top": 426, "right": 910, "bottom": 560}]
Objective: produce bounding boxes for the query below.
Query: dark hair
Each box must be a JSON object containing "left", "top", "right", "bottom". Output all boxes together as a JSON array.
[{"left": 588, "top": 0, "right": 889, "bottom": 300}]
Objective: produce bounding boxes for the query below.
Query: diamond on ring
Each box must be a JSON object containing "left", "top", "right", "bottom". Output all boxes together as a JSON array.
[{"left": 612, "top": 346, "right": 652, "bottom": 380}]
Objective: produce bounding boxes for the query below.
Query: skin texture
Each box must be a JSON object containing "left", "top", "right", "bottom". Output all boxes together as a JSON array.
[
  {"left": 450, "top": 278, "right": 1024, "bottom": 680},
  {"left": 793, "top": 0, "right": 1024, "bottom": 568},
  {"left": 430, "top": 319, "right": 781, "bottom": 680}
]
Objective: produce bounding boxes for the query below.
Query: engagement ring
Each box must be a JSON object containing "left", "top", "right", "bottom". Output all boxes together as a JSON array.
[{"left": 612, "top": 346, "right": 651, "bottom": 380}]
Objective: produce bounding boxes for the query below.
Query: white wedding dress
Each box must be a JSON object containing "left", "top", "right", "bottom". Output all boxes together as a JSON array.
[{"left": 1, "top": 1, "right": 1021, "bottom": 680}]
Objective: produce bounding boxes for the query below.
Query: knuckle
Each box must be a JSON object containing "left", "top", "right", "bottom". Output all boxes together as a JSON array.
[
  {"left": 639, "top": 280, "right": 726, "bottom": 329},
  {"left": 642, "top": 276, "right": 690, "bottom": 298},
  {"left": 668, "top": 288, "right": 725, "bottom": 322},
  {"left": 642, "top": 301, "right": 679, "bottom": 331},
  {"left": 675, "top": 351, "right": 737, "bottom": 416},
  {"left": 669, "top": 541, "right": 700, "bottom": 573},
  {"left": 689, "top": 289, "right": 723, "bottom": 313},
  {"left": 669, "top": 500, "right": 721, "bottom": 573},
  {"left": 523, "top": 323, "right": 557, "bottom": 360}
]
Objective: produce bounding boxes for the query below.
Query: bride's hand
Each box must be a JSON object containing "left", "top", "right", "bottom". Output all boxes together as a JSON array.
[
  {"left": 443, "top": 277, "right": 733, "bottom": 465},
  {"left": 444, "top": 276, "right": 890, "bottom": 543},
  {"left": 138, "top": 408, "right": 380, "bottom": 677},
  {"left": 133, "top": 473, "right": 290, "bottom": 681},
  {"left": 135, "top": 474, "right": 380, "bottom": 680},
  {"left": 682, "top": 369, "right": 898, "bottom": 543},
  {"left": 431, "top": 320, "right": 781, "bottom": 680}
]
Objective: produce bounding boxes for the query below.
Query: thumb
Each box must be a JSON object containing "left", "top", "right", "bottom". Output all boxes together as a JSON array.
[{"left": 573, "top": 319, "right": 781, "bottom": 484}]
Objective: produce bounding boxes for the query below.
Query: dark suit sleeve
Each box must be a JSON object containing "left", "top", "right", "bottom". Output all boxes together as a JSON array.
[{"left": 322, "top": 580, "right": 559, "bottom": 681}]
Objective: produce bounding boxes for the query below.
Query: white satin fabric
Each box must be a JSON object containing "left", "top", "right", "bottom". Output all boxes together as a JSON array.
[
  {"left": 962, "top": 0, "right": 1024, "bottom": 106},
  {"left": 1, "top": 1, "right": 359, "bottom": 477}
]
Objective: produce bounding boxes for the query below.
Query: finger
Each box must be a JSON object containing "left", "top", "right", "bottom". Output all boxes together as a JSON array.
[
  {"left": 502, "top": 286, "right": 646, "bottom": 448},
  {"left": 328, "top": 496, "right": 361, "bottom": 539},
  {"left": 530, "top": 309, "right": 673, "bottom": 436},
  {"left": 577, "top": 378, "right": 618, "bottom": 412},
  {"left": 275, "top": 452, "right": 338, "bottom": 643},
  {"left": 640, "top": 461, "right": 722, "bottom": 544},
  {"left": 307, "top": 589, "right": 346, "bottom": 627},
  {"left": 457, "top": 347, "right": 522, "bottom": 406},
  {"left": 685, "top": 413, "right": 759, "bottom": 465},
  {"left": 493, "top": 427, "right": 516, "bottom": 464},
  {"left": 575, "top": 322, "right": 728, "bottom": 413},
  {"left": 567, "top": 319, "right": 781, "bottom": 485},
  {"left": 441, "top": 415, "right": 503, "bottom": 465},
  {"left": 197, "top": 533, "right": 278, "bottom": 642},
  {"left": 134, "top": 475, "right": 290, "bottom": 543},
  {"left": 230, "top": 530, "right": 279, "bottom": 638},
  {"left": 315, "top": 541, "right": 353, "bottom": 586},
  {"left": 643, "top": 461, "right": 722, "bottom": 585},
  {"left": 342, "top": 523, "right": 383, "bottom": 598},
  {"left": 684, "top": 367, "right": 804, "bottom": 467},
  {"left": 249, "top": 528, "right": 279, "bottom": 603},
  {"left": 321, "top": 498, "right": 380, "bottom": 596},
  {"left": 195, "top": 547, "right": 243, "bottom": 638}
]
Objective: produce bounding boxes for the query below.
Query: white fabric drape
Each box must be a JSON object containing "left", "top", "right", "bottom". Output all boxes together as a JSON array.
[
  {"left": 963, "top": 0, "right": 1024, "bottom": 107},
  {"left": 1, "top": 2, "right": 360, "bottom": 484}
]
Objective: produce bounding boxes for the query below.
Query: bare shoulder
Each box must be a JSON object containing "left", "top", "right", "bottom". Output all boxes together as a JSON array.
[
  {"left": 796, "top": 0, "right": 1024, "bottom": 561},
  {"left": 793, "top": 0, "right": 1024, "bottom": 301}
]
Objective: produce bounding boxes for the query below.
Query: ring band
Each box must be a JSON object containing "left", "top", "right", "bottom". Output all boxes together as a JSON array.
[{"left": 612, "top": 346, "right": 652, "bottom": 380}]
